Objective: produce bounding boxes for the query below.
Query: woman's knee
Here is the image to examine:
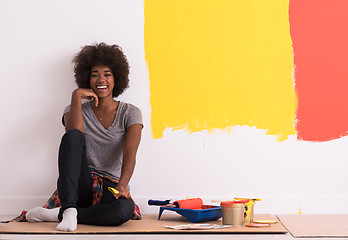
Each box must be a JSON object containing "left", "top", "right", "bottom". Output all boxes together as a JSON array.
[
  {"left": 108, "top": 199, "right": 135, "bottom": 226},
  {"left": 58, "top": 128, "right": 87, "bottom": 168},
  {"left": 62, "top": 129, "right": 85, "bottom": 142}
]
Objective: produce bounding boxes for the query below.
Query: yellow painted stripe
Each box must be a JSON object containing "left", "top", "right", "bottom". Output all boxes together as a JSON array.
[{"left": 145, "top": 0, "right": 297, "bottom": 141}]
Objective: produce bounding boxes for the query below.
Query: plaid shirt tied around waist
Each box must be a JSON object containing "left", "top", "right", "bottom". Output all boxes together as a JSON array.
[{"left": 7, "top": 170, "right": 141, "bottom": 223}]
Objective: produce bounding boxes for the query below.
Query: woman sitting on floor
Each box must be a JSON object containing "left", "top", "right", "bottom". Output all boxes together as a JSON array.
[{"left": 26, "top": 42, "right": 143, "bottom": 232}]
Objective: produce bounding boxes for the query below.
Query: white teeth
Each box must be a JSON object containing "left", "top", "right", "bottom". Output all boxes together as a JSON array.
[{"left": 97, "top": 86, "right": 107, "bottom": 89}]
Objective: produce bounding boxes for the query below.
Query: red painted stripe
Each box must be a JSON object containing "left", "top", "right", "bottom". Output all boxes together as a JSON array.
[{"left": 290, "top": 0, "right": 348, "bottom": 141}]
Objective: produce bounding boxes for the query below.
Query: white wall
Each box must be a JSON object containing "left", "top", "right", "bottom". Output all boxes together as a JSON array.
[{"left": 1, "top": 0, "right": 348, "bottom": 216}]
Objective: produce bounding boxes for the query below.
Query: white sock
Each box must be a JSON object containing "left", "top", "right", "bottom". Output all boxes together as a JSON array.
[
  {"left": 26, "top": 207, "right": 59, "bottom": 222},
  {"left": 56, "top": 208, "right": 77, "bottom": 232}
]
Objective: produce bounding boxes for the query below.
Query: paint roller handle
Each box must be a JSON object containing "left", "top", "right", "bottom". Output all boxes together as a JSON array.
[{"left": 148, "top": 199, "right": 171, "bottom": 206}]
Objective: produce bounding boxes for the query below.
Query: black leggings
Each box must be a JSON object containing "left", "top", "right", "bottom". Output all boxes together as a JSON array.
[{"left": 57, "top": 129, "right": 135, "bottom": 226}]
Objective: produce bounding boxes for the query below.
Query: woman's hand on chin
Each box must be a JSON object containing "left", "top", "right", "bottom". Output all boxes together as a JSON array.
[{"left": 73, "top": 88, "right": 99, "bottom": 107}]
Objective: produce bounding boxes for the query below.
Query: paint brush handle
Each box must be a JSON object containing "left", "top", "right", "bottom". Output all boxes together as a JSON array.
[{"left": 148, "top": 199, "right": 171, "bottom": 206}]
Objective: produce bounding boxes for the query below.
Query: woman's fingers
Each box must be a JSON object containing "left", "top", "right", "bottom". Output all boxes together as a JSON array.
[
  {"left": 77, "top": 89, "right": 98, "bottom": 106},
  {"left": 114, "top": 186, "right": 131, "bottom": 199}
]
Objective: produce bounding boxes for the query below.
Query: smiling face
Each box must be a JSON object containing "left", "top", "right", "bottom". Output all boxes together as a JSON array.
[{"left": 90, "top": 65, "right": 115, "bottom": 99}]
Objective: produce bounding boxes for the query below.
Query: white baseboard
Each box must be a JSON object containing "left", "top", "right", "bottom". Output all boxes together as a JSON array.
[{"left": 2, "top": 196, "right": 348, "bottom": 216}]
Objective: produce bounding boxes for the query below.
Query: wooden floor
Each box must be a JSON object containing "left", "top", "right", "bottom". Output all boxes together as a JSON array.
[{"left": 0, "top": 215, "right": 342, "bottom": 240}]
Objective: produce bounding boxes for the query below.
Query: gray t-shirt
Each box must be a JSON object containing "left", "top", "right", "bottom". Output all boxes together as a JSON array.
[{"left": 63, "top": 101, "right": 143, "bottom": 181}]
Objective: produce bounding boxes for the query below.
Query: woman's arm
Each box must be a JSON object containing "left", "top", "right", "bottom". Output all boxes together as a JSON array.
[
  {"left": 64, "top": 89, "right": 98, "bottom": 132},
  {"left": 116, "top": 123, "right": 142, "bottom": 199}
]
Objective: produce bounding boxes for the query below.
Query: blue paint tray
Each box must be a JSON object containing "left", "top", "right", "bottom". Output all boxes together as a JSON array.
[{"left": 158, "top": 205, "right": 222, "bottom": 223}]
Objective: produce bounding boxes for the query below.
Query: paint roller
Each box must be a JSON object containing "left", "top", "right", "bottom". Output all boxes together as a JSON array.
[
  {"left": 174, "top": 198, "right": 203, "bottom": 209},
  {"left": 148, "top": 198, "right": 204, "bottom": 209}
]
